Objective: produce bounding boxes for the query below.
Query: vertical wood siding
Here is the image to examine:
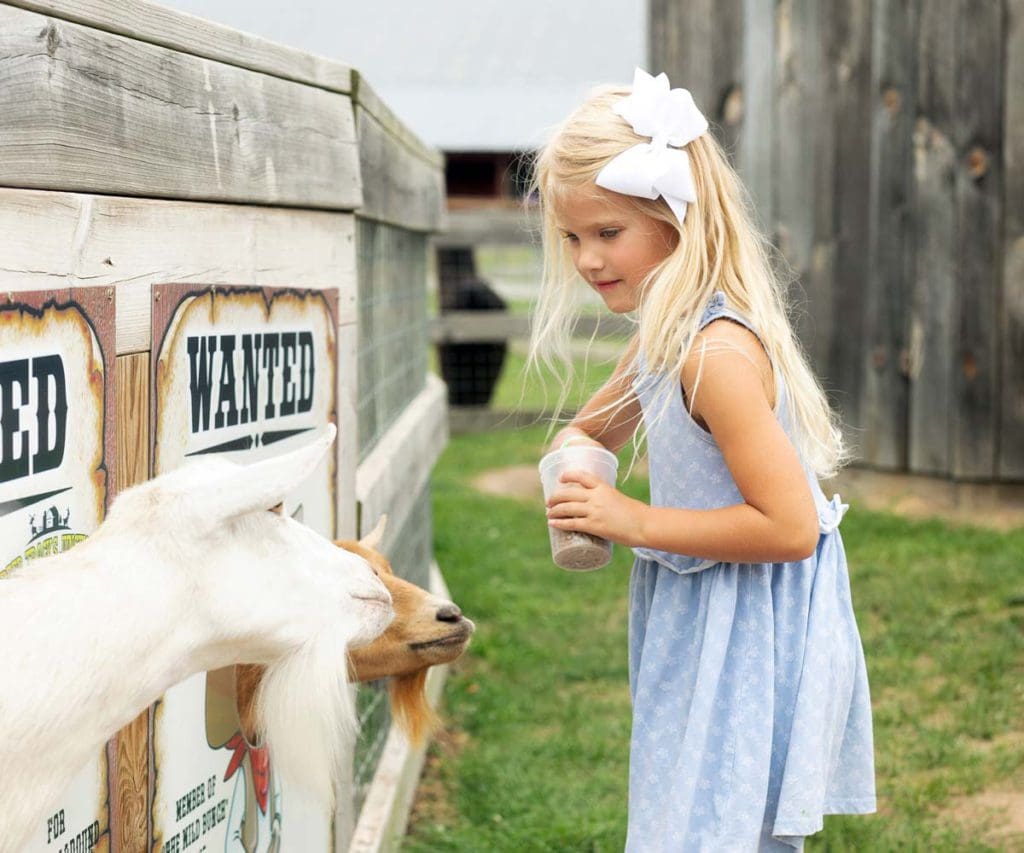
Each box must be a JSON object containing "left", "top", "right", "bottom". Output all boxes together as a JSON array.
[{"left": 651, "top": 0, "right": 1020, "bottom": 482}]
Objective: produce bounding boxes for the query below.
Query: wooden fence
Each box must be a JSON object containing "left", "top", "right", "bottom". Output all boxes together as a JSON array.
[
  {"left": 0, "top": 0, "right": 445, "bottom": 849},
  {"left": 651, "top": 0, "right": 1023, "bottom": 482}
]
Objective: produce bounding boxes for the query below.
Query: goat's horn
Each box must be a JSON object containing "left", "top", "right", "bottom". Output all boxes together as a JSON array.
[
  {"left": 359, "top": 514, "right": 388, "bottom": 550},
  {"left": 206, "top": 424, "right": 336, "bottom": 521}
]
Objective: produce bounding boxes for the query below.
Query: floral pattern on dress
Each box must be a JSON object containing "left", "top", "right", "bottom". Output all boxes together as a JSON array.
[{"left": 625, "top": 292, "right": 876, "bottom": 851}]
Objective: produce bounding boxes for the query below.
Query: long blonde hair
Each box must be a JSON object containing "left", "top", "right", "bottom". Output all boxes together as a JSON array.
[{"left": 526, "top": 84, "right": 848, "bottom": 479}]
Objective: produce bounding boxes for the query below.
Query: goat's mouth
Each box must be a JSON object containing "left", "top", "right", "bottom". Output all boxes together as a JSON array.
[{"left": 409, "top": 619, "right": 475, "bottom": 651}]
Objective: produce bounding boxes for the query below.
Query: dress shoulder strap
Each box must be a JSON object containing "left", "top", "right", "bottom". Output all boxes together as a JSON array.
[
  {"left": 696, "top": 290, "right": 787, "bottom": 414},
  {"left": 698, "top": 291, "right": 762, "bottom": 341}
]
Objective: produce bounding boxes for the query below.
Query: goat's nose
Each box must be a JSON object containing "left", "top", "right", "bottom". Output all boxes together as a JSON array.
[{"left": 436, "top": 602, "right": 462, "bottom": 623}]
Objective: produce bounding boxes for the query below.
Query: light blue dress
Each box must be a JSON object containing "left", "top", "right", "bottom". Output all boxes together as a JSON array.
[{"left": 626, "top": 292, "right": 876, "bottom": 851}]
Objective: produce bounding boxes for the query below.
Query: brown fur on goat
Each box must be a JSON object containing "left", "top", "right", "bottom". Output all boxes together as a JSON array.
[{"left": 236, "top": 537, "right": 473, "bottom": 747}]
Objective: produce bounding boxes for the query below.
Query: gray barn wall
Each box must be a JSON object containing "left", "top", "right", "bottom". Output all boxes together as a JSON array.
[{"left": 651, "top": 0, "right": 1022, "bottom": 483}]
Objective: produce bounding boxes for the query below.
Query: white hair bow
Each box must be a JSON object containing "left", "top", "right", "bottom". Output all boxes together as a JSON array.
[{"left": 596, "top": 68, "right": 708, "bottom": 225}]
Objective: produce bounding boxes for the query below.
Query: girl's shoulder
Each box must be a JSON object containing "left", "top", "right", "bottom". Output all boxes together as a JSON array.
[{"left": 681, "top": 317, "right": 777, "bottom": 425}]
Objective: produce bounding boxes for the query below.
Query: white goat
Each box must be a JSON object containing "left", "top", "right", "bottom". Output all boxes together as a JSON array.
[{"left": 0, "top": 426, "right": 393, "bottom": 852}]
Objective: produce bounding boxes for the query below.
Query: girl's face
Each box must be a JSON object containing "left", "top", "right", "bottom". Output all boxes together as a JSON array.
[{"left": 555, "top": 186, "right": 678, "bottom": 313}]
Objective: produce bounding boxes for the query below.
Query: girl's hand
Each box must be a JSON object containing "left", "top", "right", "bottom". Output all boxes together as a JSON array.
[
  {"left": 548, "top": 427, "right": 603, "bottom": 454},
  {"left": 546, "top": 471, "right": 648, "bottom": 547}
]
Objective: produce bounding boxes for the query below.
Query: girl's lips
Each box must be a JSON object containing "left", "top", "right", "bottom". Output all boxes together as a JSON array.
[{"left": 593, "top": 280, "right": 621, "bottom": 288}]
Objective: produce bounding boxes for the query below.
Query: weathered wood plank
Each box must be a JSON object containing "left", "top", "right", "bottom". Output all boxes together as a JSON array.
[
  {"left": 646, "top": 0, "right": 745, "bottom": 157},
  {"left": 908, "top": 0, "right": 957, "bottom": 476},
  {"left": 738, "top": 0, "right": 775, "bottom": 221},
  {"left": 109, "top": 352, "right": 150, "bottom": 851},
  {"left": 0, "top": 5, "right": 360, "bottom": 208},
  {"left": 826, "top": 0, "right": 873, "bottom": 446},
  {"left": 775, "top": 0, "right": 836, "bottom": 383},
  {"left": 648, "top": 0, "right": 715, "bottom": 119},
  {"left": 952, "top": 0, "right": 1003, "bottom": 479},
  {"left": 336, "top": 321, "right": 359, "bottom": 540},
  {"left": 354, "top": 73, "right": 443, "bottom": 171},
  {"left": 710, "top": 0, "right": 746, "bottom": 157},
  {"left": 431, "top": 311, "right": 634, "bottom": 344},
  {"left": 862, "top": 0, "right": 916, "bottom": 469},
  {"left": 2, "top": 0, "right": 353, "bottom": 92},
  {"left": 0, "top": 188, "right": 358, "bottom": 353},
  {"left": 433, "top": 206, "right": 539, "bottom": 248},
  {"left": 356, "top": 375, "right": 448, "bottom": 556},
  {"left": 1002, "top": 0, "right": 1024, "bottom": 479},
  {"left": 355, "top": 103, "right": 445, "bottom": 232}
]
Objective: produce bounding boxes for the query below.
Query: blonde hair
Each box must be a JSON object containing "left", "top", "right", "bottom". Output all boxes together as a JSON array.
[{"left": 526, "top": 84, "right": 848, "bottom": 479}]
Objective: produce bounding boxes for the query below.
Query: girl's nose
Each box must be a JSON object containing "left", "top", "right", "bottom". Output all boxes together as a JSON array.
[{"left": 579, "top": 244, "right": 604, "bottom": 274}]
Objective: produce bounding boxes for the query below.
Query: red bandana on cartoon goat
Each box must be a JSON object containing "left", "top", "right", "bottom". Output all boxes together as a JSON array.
[{"left": 223, "top": 733, "right": 271, "bottom": 813}]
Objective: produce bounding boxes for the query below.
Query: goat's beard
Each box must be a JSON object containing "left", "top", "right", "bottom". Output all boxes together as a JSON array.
[{"left": 252, "top": 627, "right": 358, "bottom": 805}]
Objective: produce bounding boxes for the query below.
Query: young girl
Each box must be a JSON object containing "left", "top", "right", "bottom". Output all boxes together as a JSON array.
[{"left": 531, "top": 69, "right": 876, "bottom": 851}]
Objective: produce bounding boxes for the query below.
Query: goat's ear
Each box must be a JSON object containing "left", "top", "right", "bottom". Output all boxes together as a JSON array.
[
  {"left": 204, "top": 424, "right": 336, "bottom": 521},
  {"left": 359, "top": 514, "right": 388, "bottom": 551}
]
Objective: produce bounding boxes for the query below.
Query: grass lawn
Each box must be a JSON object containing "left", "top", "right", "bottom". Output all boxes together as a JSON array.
[{"left": 403, "top": 425, "right": 1024, "bottom": 852}]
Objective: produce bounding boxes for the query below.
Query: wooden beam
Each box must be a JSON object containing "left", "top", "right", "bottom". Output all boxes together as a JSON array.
[
  {"left": 432, "top": 206, "right": 540, "bottom": 248},
  {"left": 109, "top": 353, "right": 151, "bottom": 851},
  {"left": 951, "top": 0, "right": 1003, "bottom": 478},
  {"left": 1002, "top": 0, "right": 1024, "bottom": 479},
  {"left": 0, "top": 5, "right": 360, "bottom": 209},
  {"left": 861, "top": 0, "right": 916, "bottom": 469},
  {"left": 3, "top": 0, "right": 353, "bottom": 93},
  {"left": 828, "top": 0, "right": 873, "bottom": 453},
  {"left": 353, "top": 73, "right": 443, "bottom": 170},
  {"left": 908, "top": 0, "right": 956, "bottom": 476},
  {"left": 0, "top": 188, "right": 358, "bottom": 354},
  {"left": 355, "top": 103, "right": 445, "bottom": 232}
]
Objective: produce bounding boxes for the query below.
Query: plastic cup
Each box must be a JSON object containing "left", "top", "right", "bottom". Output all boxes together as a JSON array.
[{"left": 539, "top": 444, "right": 619, "bottom": 571}]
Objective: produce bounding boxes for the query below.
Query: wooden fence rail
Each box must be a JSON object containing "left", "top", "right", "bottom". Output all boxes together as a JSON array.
[{"left": 431, "top": 311, "right": 634, "bottom": 344}]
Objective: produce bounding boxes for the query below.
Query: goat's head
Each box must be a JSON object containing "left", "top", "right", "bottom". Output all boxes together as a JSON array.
[
  {"left": 341, "top": 516, "right": 475, "bottom": 744},
  {"left": 236, "top": 516, "right": 474, "bottom": 749},
  {"left": 101, "top": 424, "right": 393, "bottom": 659},
  {"left": 100, "top": 425, "right": 394, "bottom": 803}
]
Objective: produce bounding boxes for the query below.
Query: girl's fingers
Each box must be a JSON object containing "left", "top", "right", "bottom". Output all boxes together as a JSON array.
[
  {"left": 559, "top": 470, "right": 599, "bottom": 488},
  {"left": 546, "top": 486, "right": 589, "bottom": 507},
  {"left": 548, "top": 515, "right": 585, "bottom": 530},
  {"left": 546, "top": 501, "right": 588, "bottom": 519}
]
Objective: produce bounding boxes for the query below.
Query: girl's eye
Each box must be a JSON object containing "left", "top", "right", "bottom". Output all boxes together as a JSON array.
[
  {"left": 561, "top": 233, "right": 579, "bottom": 243},
  {"left": 600, "top": 229, "right": 620, "bottom": 239}
]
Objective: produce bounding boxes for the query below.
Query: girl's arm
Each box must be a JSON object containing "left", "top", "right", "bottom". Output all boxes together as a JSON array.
[
  {"left": 548, "top": 321, "right": 820, "bottom": 563},
  {"left": 549, "top": 335, "right": 643, "bottom": 453}
]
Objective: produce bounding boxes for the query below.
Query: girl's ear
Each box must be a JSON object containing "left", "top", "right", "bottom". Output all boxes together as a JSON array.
[{"left": 197, "top": 424, "right": 336, "bottom": 523}]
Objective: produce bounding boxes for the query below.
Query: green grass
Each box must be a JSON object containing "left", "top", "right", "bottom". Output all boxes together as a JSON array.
[
  {"left": 490, "top": 347, "right": 620, "bottom": 414},
  {"left": 404, "top": 426, "right": 1024, "bottom": 852}
]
